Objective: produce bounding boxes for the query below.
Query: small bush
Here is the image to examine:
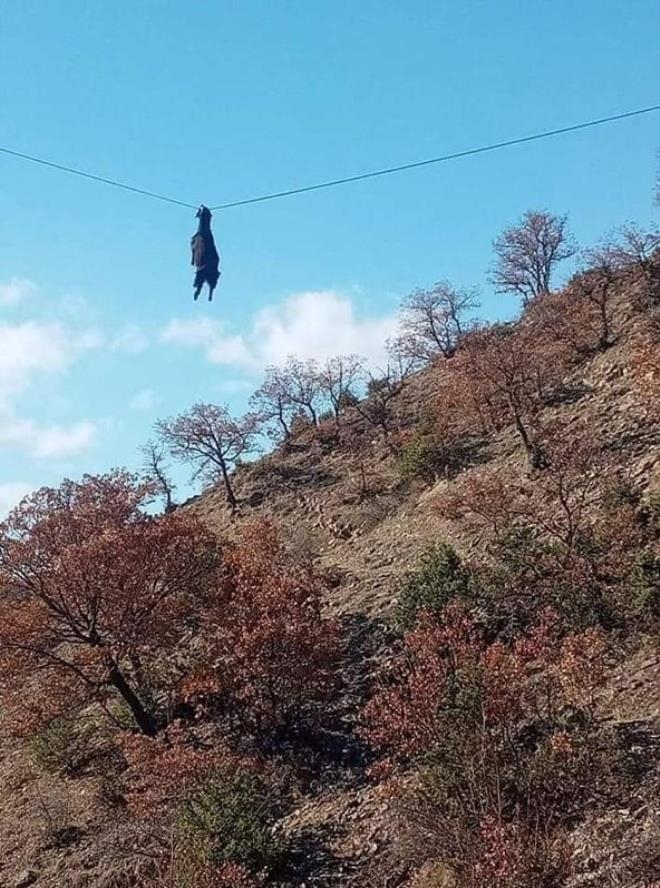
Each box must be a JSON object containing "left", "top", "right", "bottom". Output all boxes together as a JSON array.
[
  {"left": 396, "top": 543, "right": 471, "bottom": 630},
  {"left": 30, "top": 714, "right": 97, "bottom": 775},
  {"left": 137, "top": 855, "right": 264, "bottom": 888},
  {"left": 398, "top": 430, "right": 449, "bottom": 484},
  {"left": 31, "top": 713, "right": 126, "bottom": 805},
  {"left": 176, "top": 770, "right": 283, "bottom": 876},
  {"left": 621, "top": 550, "right": 660, "bottom": 620},
  {"left": 485, "top": 526, "right": 621, "bottom": 630},
  {"left": 470, "top": 814, "right": 571, "bottom": 888}
]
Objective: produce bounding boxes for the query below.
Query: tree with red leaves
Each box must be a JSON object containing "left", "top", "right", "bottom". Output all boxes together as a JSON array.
[
  {"left": 180, "top": 521, "right": 339, "bottom": 736},
  {"left": 361, "top": 601, "right": 605, "bottom": 886},
  {"left": 0, "top": 471, "right": 215, "bottom": 736},
  {"left": 360, "top": 603, "right": 480, "bottom": 759},
  {"left": 361, "top": 601, "right": 608, "bottom": 772}
]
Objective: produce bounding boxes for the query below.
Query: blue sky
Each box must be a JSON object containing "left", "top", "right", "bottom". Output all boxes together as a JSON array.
[{"left": 0, "top": 0, "right": 658, "bottom": 514}]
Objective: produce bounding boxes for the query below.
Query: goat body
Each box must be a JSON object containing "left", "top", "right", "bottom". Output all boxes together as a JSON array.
[{"left": 191, "top": 206, "right": 220, "bottom": 301}]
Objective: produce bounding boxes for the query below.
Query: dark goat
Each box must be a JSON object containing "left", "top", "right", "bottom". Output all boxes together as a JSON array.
[{"left": 191, "top": 205, "right": 220, "bottom": 301}]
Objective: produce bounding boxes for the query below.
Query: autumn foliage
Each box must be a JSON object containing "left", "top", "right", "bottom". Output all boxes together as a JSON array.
[
  {"left": 435, "top": 320, "right": 570, "bottom": 467},
  {"left": 0, "top": 478, "right": 339, "bottom": 749},
  {"left": 179, "top": 521, "right": 339, "bottom": 736},
  {"left": 361, "top": 602, "right": 609, "bottom": 885},
  {"left": 0, "top": 219, "right": 657, "bottom": 887},
  {"left": 360, "top": 604, "right": 608, "bottom": 761},
  {"left": 0, "top": 472, "right": 215, "bottom": 736},
  {"left": 442, "top": 422, "right": 647, "bottom": 625}
]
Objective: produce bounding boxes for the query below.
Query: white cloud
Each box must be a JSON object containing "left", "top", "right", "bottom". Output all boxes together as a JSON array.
[
  {"left": 130, "top": 388, "right": 160, "bottom": 411},
  {"left": 112, "top": 324, "right": 149, "bottom": 353},
  {"left": 0, "top": 315, "right": 101, "bottom": 461},
  {"left": 0, "top": 322, "right": 71, "bottom": 405},
  {"left": 0, "top": 483, "right": 33, "bottom": 518},
  {"left": 161, "top": 290, "right": 397, "bottom": 371},
  {"left": 0, "top": 321, "right": 98, "bottom": 407},
  {"left": 161, "top": 317, "right": 253, "bottom": 366},
  {"left": 0, "top": 278, "right": 38, "bottom": 307},
  {"left": 0, "top": 415, "right": 98, "bottom": 459}
]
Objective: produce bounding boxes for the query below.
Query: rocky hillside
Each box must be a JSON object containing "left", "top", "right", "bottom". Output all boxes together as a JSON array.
[
  {"left": 0, "top": 255, "right": 659, "bottom": 888},
  {"left": 183, "top": 269, "right": 660, "bottom": 887}
]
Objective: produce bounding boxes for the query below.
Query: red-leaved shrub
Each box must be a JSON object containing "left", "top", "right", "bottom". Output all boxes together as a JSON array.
[
  {"left": 470, "top": 813, "right": 571, "bottom": 887},
  {"left": 0, "top": 472, "right": 215, "bottom": 737},
  {"left": 180, "top": 521, "right": 339, "bottom": 736}
]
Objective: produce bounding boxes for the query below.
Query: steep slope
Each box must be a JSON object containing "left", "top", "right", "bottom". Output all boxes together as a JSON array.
[
  {"left": 178, "top": 280, "right": 660, "bottom": 887},
  {"left": 0, "top": 265, "right": 658, "bottom": 888}
]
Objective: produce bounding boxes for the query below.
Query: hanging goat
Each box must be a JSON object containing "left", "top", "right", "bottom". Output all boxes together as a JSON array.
[{"left": 191, "top": 205, "right": 220, "bottom": 301}]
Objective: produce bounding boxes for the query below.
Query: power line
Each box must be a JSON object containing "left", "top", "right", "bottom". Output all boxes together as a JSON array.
[
  {"left": 0, "top": 145, "right": 198, "bottom": 209},
  {"left": 211, "top": 104, "right": 660, "bottom": 210},
  {"left": 1, "top": 104, "right": 658, "bottom": 213}
]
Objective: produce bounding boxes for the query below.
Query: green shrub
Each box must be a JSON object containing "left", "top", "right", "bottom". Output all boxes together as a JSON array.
[
  {"left": 30, "top": 714, "right": 97, "bottom": 775},
  {"left": 396, "top": 543, "right": 471, "bottom": 630},
  {"left": 31, "top": 713, "right": 126, "bottom": 800},
  {"left": 398, "top": 431, "right": 449, "bottom": 484},
  {"left": 621, "top": 550, "right": 660, "bottom": 620},
  {"left": 486, "top": 524, "right": 660, "bottom": 631},
  {"left": 176, "top": 770, "right": 283, "bottom": 875}
]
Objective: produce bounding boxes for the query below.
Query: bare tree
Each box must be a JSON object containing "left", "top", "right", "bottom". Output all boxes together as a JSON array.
[
  {"left": 394, "top": 282, "right": 480, "bottom": 363},
  {"left": 605, "top": 223, "right": 660, "bottom": 306},
  {"left": 140, "top": 439, "right": 176, "bottom": 512},
  {"left": 251, "top": 366, "right": 294, "bottom": 443},
  {"left": 575, "top": 247, "right": 620, "bottom": 350},
  {"left": 156, "top": 403, "right": 259, "bottom": 511},
  {"left": 490, "top": 210, "right": 577, "bottom": 305},
  {"left": 355, "top": 345, "right": 414, "bottom": 447},
  {"left": 283, "top": 357, "right": 322, "bottom": 427},
  {"left": 318, "top": 355, "right": 364, "bottom": 424},
  {"left": 447, "top": 322, "right": 568, "bottom": 468},
  {"left": 340, "top": 424, "right": 373, "bottom": 497}
]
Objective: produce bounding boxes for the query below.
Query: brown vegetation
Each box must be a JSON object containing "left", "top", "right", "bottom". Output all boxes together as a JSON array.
[{"left": 0, "top": 217, "right": 658, "bottom": 887}]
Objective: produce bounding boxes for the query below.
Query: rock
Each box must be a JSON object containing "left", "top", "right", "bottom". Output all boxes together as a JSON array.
[
  {"left": 247, "top": 490, "right": 265, "bottom": 507},
  {"left": 10, "top": 872, "right": 38, "bottom": 888}
]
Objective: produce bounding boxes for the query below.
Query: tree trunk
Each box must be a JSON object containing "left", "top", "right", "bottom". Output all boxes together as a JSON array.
[
  {"left": 277, "top": 405, "right": 290, "bottom": 442},
  {"left": 108, "top": 663, "right": 158, "bottom": 736},
  {"left": 509, "top": 400, "right": 544, "bottom": 469},
  {"left": 219, "top": 457, "right": 237, "bottom": 512},
  {"left": 598, "top": 300, "right": 611, "bottom": 351}
]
